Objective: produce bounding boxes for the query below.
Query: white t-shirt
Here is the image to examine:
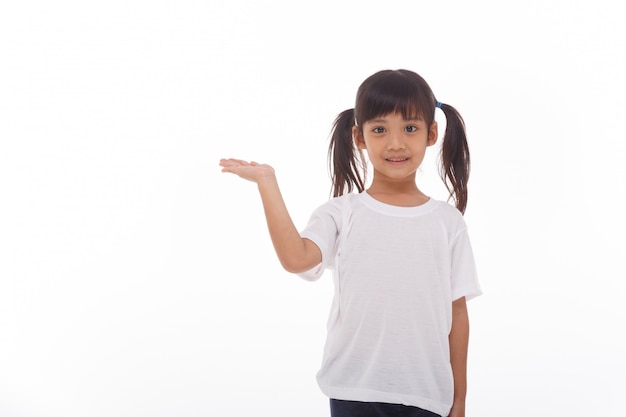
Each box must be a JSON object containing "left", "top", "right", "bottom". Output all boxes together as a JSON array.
[{"left": 298, "top": 191, "right": 481, "bottom": 417}]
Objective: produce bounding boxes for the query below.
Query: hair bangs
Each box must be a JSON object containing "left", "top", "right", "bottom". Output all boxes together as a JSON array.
[{"left": 355, "top": 70, "right": 436, "bottom": 127}]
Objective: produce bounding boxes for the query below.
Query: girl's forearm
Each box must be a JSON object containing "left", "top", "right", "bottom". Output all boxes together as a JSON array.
[
  {"left": 449, "top": 297, "right": 469, "bottom": 414},
  {"left": 256, "top": 175, "right": 321, "bottom": 273}
]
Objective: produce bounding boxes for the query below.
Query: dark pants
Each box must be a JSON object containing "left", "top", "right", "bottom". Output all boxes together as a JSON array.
[{"left": 330, "top": 399, "right": 442, "bottom": 417}]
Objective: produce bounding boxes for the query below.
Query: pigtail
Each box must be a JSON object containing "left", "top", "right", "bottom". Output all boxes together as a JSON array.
[
  {"left": 328, "top": 109, "right": 366, "bottom": 198},
  {"left": 438, "top": 103, "right": 470, "bottom": 214}
]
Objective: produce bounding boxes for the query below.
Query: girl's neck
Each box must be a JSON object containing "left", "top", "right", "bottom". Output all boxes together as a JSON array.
[{"left": 366, "top": 182, "right": 429, "bottom": 207}]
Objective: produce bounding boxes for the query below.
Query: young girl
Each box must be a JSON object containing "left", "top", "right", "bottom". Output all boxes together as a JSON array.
[{"left": 219, "top": 69, "right": 481, "bottom": 417}]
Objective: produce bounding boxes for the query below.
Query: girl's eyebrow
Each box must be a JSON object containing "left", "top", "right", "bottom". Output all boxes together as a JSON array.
[{"left": 368, "top": 116, "right": 424, "bottom": 123}]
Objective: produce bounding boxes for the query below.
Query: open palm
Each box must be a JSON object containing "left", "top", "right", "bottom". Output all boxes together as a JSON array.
[{"left": 219, "top": 158, "right": 275, "bottom": 183}]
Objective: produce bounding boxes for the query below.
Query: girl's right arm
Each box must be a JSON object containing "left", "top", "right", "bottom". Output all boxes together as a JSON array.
[{"left": 219, "top": 158, "right": 322, "bottom": 274}]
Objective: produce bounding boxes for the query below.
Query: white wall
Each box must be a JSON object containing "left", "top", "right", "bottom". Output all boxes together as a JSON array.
[{"left": 1, "top": 1, "right": 625, "bottom": 416}]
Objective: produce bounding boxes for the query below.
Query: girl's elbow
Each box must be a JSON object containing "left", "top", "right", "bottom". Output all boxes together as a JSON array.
[
  {"left": 280, "top": 259, "right": 309, "bottom": 274},
  {"left": 280, "top": 255, "right": 319, "bottom": 275},
  {"left": 279, "top": 241, "right": 322, "bottom": 274}
]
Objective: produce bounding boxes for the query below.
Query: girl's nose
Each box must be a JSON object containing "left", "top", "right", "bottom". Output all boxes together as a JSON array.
[{"left": 387, "top": 132, "right": 406, "bottom": 150}]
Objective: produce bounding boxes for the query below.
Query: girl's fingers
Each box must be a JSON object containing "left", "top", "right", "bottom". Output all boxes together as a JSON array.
[
  {"left": 219, "top": 158, "right": 273, "bottom": 183},
  {"left": 220, "top": 159, "right": 253, "bottom": 175},
  {"left": 220, "top": 158, "right": 249, "bottom": 167}
]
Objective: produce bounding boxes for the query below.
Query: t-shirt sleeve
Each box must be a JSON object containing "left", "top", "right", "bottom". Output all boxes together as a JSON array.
[
  {"left": 297, "top": 201, "right": 340, "bottom": 282},
  {"left": 450, "top": 224, "right": 482, "bottom": 301}
]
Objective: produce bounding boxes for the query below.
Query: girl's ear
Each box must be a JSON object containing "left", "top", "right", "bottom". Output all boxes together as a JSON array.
[
  {"left": 353, "top": 126, "right": 366, "bottom": 150},
  {"left": 428, "top": 121, "right": 438, "bottom": 147}
]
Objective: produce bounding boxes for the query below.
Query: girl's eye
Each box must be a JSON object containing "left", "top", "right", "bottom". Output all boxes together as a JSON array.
[
  {"left": 372, "top": 127, "right": 386, "bottom": 134},
  {"left": 405, "top": 126, "right": 418, "bottom": 133}
]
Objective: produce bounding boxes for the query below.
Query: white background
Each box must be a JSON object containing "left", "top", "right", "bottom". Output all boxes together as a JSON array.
[{"left": 1, "top": 1, "right": 625, "bottom": 416}]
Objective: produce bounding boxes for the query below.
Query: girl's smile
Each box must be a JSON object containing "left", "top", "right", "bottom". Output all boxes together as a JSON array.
[
  {"left": 385, "top": 156, "right": 410, "bottom": 166},
  {"left": 385, "top": 156, "right": 410, "bottom": 162}
]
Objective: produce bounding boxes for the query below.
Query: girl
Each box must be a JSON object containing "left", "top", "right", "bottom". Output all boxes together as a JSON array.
[{"left": 219, "top": 69, "right": 481, "bottom": 417}]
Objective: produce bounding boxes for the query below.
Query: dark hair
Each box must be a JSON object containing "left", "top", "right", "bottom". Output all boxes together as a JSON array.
[{"left": 327, "top": 69, "right": 471, "bottom": 213}]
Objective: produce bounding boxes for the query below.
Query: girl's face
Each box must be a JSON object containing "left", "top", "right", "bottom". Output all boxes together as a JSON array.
[{"left": 353, "top": 111, "right": 438, "bottom": 186}]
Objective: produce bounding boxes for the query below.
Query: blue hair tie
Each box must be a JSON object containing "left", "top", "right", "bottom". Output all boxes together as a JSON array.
[{"left": 436, "top": 101, "right": 443, "bottom": 109}]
